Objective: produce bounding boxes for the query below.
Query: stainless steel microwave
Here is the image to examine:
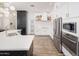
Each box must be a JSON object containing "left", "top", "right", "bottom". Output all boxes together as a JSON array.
[{"left": 63, "top": 22, "right": 76, "bottom": 33}]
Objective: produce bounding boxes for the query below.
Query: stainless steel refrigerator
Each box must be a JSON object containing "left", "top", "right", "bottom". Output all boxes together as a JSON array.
[{"left": 53, "top": 17, "right": 62, "bottom": 52}]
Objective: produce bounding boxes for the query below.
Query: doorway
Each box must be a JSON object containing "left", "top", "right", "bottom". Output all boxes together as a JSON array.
[{"left": 17, "top": 11, "right": 27, "bottom": 35}]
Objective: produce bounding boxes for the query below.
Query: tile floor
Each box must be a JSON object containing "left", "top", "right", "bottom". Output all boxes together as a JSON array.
[{"left": 33, "top": 35, "right": 63, "bottom": 56}]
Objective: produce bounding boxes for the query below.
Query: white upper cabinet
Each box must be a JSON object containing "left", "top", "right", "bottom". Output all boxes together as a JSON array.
[
  {"left": 54, "top": 3, "right": 69, "bottom": 18},
  {"left": 61, "top": 3, "right": 69, "bottom": 18},
  {"left": 68, "top": 3, "right": 79, "bottom": 17},
  {"left": 54, "top": 2, "right": 79, "bottom": 18}
]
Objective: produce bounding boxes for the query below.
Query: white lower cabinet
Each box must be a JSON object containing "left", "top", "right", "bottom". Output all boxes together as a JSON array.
[{"left": 34, "top": 21, "right": 50, "bottom": 35}]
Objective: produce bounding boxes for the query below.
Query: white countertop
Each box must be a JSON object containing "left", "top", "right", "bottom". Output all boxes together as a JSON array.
[{"left": 0, "top": 35, "right": 34, "bottom": 51}]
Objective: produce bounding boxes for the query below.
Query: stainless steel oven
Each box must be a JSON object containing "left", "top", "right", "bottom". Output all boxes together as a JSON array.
[
  {"left": 63, "top": 22, "right": 76, "bottom": 33},
  {"left": 62, "top": 32, "right": 78, "bottom": 55}
]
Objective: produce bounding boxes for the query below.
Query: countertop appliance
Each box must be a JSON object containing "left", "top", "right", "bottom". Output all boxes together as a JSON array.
[{"left": 53, "top": 17, "right": 62, "bottom": 52}]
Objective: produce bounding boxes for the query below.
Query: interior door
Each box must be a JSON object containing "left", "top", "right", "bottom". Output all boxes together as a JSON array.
[{"left": 17, "top": 11, "right": 27, "bottom": 35}]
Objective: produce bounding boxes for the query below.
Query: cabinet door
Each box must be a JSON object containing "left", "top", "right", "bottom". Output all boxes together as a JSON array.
[
  {"left": 55, "top": 3, "right": 69, "bottom": 18},
  {"left": 69, "top": 3, "right": 79, "bottom": 17},
  {"left": 34, "top": 21, "right": 50, "bottom": 35}
]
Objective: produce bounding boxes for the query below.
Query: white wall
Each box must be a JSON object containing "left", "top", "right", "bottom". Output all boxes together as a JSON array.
[{"left": 27, "top": 12, "right": 35, "bottom": 34}]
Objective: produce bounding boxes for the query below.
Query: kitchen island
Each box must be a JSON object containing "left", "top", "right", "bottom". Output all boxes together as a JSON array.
[{"left": 0, "top": 35, "right": 34, "bottom": 56}]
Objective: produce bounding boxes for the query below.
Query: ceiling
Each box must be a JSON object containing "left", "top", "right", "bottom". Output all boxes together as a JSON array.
[{"left": 11, "top": 2, "right": 55, "bottom": 13}]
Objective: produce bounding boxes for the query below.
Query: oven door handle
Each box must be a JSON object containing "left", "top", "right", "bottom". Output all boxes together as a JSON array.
[{"left": 63, "top": 36, "right": 77, "bottom": 44}]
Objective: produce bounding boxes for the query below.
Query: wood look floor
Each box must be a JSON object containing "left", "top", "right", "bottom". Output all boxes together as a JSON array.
[{"left": 33, "top": 35, "right": 63, "bottom": 56}]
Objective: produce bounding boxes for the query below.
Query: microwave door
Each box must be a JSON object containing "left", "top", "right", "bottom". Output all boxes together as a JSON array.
[{"left": 63, "top": 23, "right": 76, "bottom": 33}]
